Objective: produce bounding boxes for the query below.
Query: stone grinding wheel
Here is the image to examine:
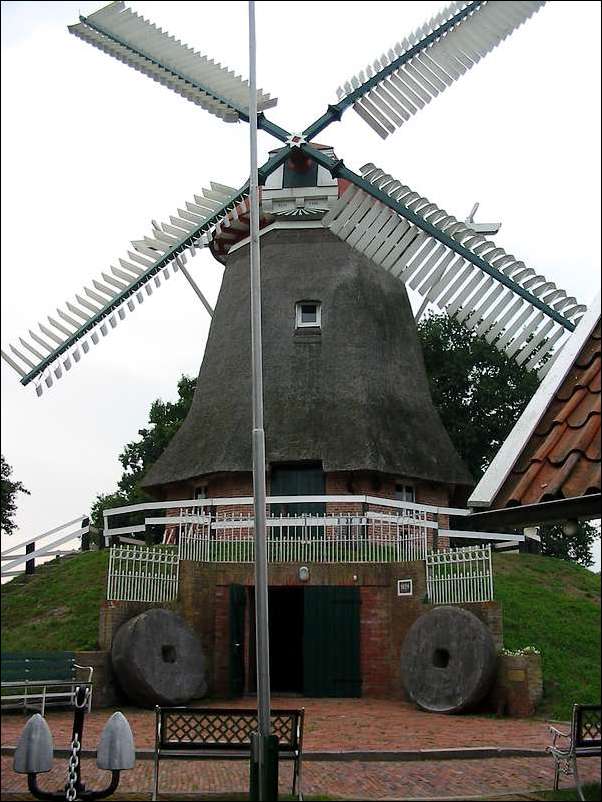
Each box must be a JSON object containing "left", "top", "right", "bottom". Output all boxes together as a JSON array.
[
  {"left": 111, "top": 608, "right": 207, "bottom": 707},
  {"left": 400, "top": 606, "right": 497, "bottom": 714}
]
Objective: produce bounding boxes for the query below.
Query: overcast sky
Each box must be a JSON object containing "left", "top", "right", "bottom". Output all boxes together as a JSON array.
[{"left": 1, "top": 1, "right": 600, "bottom": 569}]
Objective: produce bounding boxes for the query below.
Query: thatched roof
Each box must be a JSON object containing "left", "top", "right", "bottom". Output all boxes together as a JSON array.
[{"left": 141, "top": 227, "right": 473, "bottom": 490}]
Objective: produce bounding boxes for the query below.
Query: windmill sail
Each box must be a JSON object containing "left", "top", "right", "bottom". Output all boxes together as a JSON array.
[
  {"left": 322, "top": 163, "right": 585, "bottom": 376},
  {"left": 1, "top": 182, "right": 250, "bottom": 395},
  {"left": 69, "top": 1, "right": 277, "bottom": 122},
  {"left": 336, "top": 0, "right": 545, "bottom": 139}
]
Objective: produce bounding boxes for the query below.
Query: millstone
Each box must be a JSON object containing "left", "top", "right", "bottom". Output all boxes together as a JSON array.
[
  {"left": 400, "top": 606, "right": 497, "bottom": 714},
  {"left": 111, "top": 608, "right": 207, "bottom": 707}
]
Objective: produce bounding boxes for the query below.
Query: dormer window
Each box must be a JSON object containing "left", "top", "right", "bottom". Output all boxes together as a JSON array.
[{"left": 296, "top": 301, "right": 321, "bottom": 329}]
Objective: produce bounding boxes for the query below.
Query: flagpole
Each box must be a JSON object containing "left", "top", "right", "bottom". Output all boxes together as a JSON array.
[{"left": 248, "top": 1, "right": 272, "bottom": 798}]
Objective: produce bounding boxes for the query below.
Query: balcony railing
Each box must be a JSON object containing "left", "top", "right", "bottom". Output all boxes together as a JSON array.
[
  {"left": 103, "top": 496, "right": 512, "bottom": 603},
  {"left": 178, "top": 511, "right": 430, "bottom": 564},
  {"left": 103, "top": 494, "right": 457, "bottom": 543}
]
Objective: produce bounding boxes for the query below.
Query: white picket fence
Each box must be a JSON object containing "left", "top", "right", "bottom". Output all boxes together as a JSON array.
[
  {"left": 177, "top": 511, "right": 429, "bottom": 564},
  {"left": 426, "top": 544, "right": 494, "bottom": 604},
  {"left": 106, "top": 545, "right": 179, "bottom": 602}
]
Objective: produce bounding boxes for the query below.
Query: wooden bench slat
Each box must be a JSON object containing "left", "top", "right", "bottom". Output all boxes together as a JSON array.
[
  {"left": 2, "top": 651, "right": 75, "bottom": 659},
  {"left": 1, "top": 652, "right": 93, "bottom": 717}
]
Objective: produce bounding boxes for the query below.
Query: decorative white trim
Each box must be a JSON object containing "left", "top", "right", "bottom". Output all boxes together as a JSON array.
[
  {"left": 103, "top": 494, "right": 472, "bottom": 519},
  {"left": 469, "top": 293, "right": 601, "bottom": 509},
  {"left": 440, "top": 529, "right": 525, "bottom": 542},
  {"left": 227, "top": 219, "right": 326, "bottom": 256}
]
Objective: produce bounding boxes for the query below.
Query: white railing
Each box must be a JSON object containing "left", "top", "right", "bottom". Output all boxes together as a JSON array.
[
  {"left": 1, "top": 515, "right": 90, "bottom": 579},
  {"left": 177, "top": 510, "right": 429, "bottom": 564},
  {"left": 103, "top": 494, "right": 462, "bottom": 546},
  {"left": 106, "top": 545, "right": 179, "bottom": 602},
  {"left": 426, "top": 544, "right": 494, "bottom": 604}
]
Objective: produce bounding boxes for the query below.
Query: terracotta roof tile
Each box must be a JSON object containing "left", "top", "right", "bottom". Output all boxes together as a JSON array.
[{"left": 495, "top": 319, "right": 601, "bottom": 509}]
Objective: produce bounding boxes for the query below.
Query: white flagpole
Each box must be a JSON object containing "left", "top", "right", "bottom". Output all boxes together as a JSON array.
[{"left": 248, "top": 1, "right": 271, "bottom": 798}]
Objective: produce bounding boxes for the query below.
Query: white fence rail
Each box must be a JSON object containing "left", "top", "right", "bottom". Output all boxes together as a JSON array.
[
  {"left": 426, "top": 544, "right": 494, "bottom": 604},
  {"left": 1, "top": 516, "right": 89, "bottom": 579},
  {"left": 177, "top": 511, "right": 429, "bottom": 564},
  {"left": 106, "top": 545, "right": 179, "bottom": 602}
]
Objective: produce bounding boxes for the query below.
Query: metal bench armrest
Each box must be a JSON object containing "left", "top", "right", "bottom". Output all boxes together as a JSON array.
[
  {"left": 74, "top": 664, "right": 94, "bottom": 683},
  {"left": 548, "top": 725, "right": 571, "bottom": 748}
]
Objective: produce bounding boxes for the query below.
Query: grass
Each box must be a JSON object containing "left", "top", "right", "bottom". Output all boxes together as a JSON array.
[
  {"left": 494, "top": 552, "right": 601, "bottom": 720},
  {"left": 535, "top": 783, "right": 601, "bottom": 800},
  {"left": 1, "top": 550, "right": 108, "bottom": 651}
]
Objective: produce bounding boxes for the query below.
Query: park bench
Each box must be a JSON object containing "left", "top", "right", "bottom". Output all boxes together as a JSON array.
[
  {"left": 1, "top": 651, "right": 93, "bottom": 715},
  {"left": 153, "top": 706, "right": 304, "bottom": 801},
  {"left": 547, "top": 703, "right": 601, "bottom": 801}
]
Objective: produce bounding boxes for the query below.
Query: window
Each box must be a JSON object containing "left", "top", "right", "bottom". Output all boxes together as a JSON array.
[
  {"left": 270, "top": 463, "right": 325, "bottom": 517},
  {"left": 395, "top": 483, "right": 415, "bottom": 503},
  {"left": 295, "top": 301, "right": 321, "bottom": 329},
  {"left": 283, "top": 158, "right": 318, "bottom": 189},
  {"left": 194, "top": 485, "right": 208, "bottom": 500}
]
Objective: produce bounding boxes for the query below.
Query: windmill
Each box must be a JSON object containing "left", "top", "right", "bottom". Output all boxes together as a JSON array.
[
  {"left": 0, "top": 3, "right": 592, "bottom": 792},
  {"left": 0, "top": 0, "right": 588, "bottom": 396}
]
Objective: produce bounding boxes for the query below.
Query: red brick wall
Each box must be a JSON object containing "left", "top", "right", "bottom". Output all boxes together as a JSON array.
[
  {"left": 360, "top": 587, "right": 393, "bottom": 697},
  {"left": 213, "top": 587, "right": 230, "bottom": 697},
  {"left": 177, "top": 561, "right": 502, "bottom": 701}
]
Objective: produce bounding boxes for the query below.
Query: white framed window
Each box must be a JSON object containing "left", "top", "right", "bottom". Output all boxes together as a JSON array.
[
  {"left": 395, "top": 483, "right": 415, "bottom": 503},
  {"left": 295, "top": 301, "right": 321, "bottom": 329},
  {"left": 397, "top": 579, "right": 413, "bottom": 596}
]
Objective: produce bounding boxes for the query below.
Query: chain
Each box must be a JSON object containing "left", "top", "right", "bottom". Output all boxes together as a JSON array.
[
  {"left": 65, "top": 685, "right": 90, "bottom": 801},
  {"left": 65, "top": 734, "right": 80, "bottom": 802},
  {"left": 72, "top": 684, "right": 91, "bottom": 709}
]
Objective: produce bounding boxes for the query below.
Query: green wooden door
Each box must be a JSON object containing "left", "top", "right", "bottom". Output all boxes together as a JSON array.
[
  {"left": 229, "top": 585, "right": 246, "bottom": 697},
  {"left": 270, "top": 464, "right": 325, "bottom": 517},
  {"left": 303, "top": 587, "right": 361, "bottom": 697}
]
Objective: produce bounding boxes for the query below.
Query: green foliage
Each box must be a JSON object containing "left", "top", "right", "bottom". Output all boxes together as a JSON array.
[
  {"left": 91, "top": 375, "right": 196, "bottom": 529},
  {"left": 1, "top": 550, "right": 108, "bottom": 651},
  {"left": 494, "top": 552, "right": 601, "bottom": 720},
  {"left": 1, "top": 454, "right": 30, "bottom": 536},
  {"left": 417, "top": 313, "right": 599, "bottom": 567},
  {"left": 539, "top": 521, "right": 600, "bottom": 568},
  {"left": 417, "top": 313, "right": 540, "bottom": 479}
]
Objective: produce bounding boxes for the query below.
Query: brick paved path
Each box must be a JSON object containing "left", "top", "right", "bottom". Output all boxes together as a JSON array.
[
  {"left": 2, "top": 698, "right": 600, "bottom": 799},
  {"left": 0, "top": 698, "right": 559, "bottom": 752},
  {"left": 1, "top": 755, "right": 600, "bottom": 799}
]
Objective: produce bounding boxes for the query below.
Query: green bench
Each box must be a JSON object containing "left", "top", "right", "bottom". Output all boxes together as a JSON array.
[{"left": 1, "top": 651, "right": 93, "bottom": 715}]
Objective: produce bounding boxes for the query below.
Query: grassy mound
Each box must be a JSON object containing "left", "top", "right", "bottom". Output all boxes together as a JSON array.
[
  {"left": 1, "top": 550, "right": 108, "bottom": 652},
  {"left": 494, "top": 552, "right": 600, "bottom": 720}
]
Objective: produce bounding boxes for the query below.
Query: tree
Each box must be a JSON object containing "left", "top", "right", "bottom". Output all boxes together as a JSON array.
[
  {"left": 539, "top": 521, "right": 599, "bottom": 568},
  {"left": 91, "top": 375, "right": 196, "bottom": 530},
  {"left": 1, "top": 455, "right": 30, "bottom": 536},
  {"left": 417, "top": 312, "right": 599, "bottom": 567},
  {"left": 417, "top": 312, "right": 540, "bottom": 480}
]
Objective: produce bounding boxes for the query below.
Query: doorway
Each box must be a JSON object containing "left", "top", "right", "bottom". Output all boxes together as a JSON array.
[
  {"left": 269, "top": 587, "right": 304, "bottom": 693},
  {"left": 242, "top": 585, "right": 361, "bottom": 697}
]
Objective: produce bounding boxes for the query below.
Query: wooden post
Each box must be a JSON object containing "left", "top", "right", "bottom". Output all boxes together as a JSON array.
[{"left": 25, "top": 542, "right": 35, "bottom": 575}]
